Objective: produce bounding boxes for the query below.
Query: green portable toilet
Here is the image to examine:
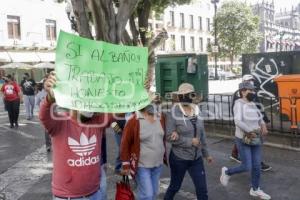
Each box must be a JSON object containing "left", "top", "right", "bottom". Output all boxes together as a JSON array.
[{"left": 155, "top": 53, "right": 208, "bottom": 100}]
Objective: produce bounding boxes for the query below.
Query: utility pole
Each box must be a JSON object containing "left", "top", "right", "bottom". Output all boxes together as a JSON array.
[{"left": 211, "top": 0, "right": 219, "bottom": 80}]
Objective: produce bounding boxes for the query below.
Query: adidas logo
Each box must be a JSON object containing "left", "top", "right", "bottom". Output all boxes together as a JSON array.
[
  {"left": 67, "top": 133, "right": 99, "bottom": 167},
  {"left": 68, "top": 133, "right": 97, "bottom": 156}
]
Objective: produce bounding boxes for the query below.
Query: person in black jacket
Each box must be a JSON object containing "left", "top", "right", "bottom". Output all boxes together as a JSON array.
[{"left": 230, "top": 74, "right": 272, "bottom": 172}]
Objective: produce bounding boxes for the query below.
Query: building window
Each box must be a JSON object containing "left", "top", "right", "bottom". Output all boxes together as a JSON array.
[
  {"left": 46, "top": 19, "right": 56, "bottom": 41},
  {"left": 207, "top": 38, "right": 211, "bottom": 51},
  {"left": 180, "top": 13, "right": 185, "bottom": 28},
  {"left": 190, "top": 36, "right": 195, "bottom": 50},
  {"left": 171, "top": 34, "right": 176, "bottom": 50},
  {"left": 198, "top": 16, "right": 202, "bottom": 30},
  {"left": 181, "top": 35, "right": 186, "bottom": 51},
  {"left": 199, "top": 37, "right": 203, "bottom": 52},
  {"left": 206, "top": 18, "right": 210, "bottom": 31},
  {"left": 170, "top": 11, "right": 175, "bottom": 27},
  {"left": 171, "top": 34, "right": 176, "bottom": 51},
  {"left": 189, "top": 15, "right": 194, "bottom": 29},
  {"left": 7, "top": 15, "right": 21, "bottom": 39}
]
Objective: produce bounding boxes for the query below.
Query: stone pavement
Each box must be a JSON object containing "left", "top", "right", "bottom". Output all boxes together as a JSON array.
[
  {"left": 0, "top": 102, "right": 299, "bottom": 199},
  {"left": 2, "top": 133, "right": 300, "bottom": 200}
]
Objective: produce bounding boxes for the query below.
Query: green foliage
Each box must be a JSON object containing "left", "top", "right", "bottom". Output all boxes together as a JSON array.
[
  {"left": 212, "top": 1, "right": 262, "bottom": 59},
  {"left": 150, "top": 0, "right": 193, "bottom": 14}
]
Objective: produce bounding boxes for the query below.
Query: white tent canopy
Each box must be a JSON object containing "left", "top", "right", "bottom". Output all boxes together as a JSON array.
[
  {"left": 0, "top": 62, "right": 34, "bottom": 69},
  {"left": 0, "top": 51, "right": 55, "bottom": 63},
  {"left": 36, "top": 52, "right": 55, "bottom": 62},
  {"left": 9, "top": 52, "right": 40, "bottom": 62},
  {"left": 33, "top": 62, "right": 55, "bottom": 69}
]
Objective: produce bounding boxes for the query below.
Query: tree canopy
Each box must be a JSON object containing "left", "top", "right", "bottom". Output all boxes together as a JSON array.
[
  {"left": 67, "top": 0, "right": 192, "bottom": 90},
  {"left": 212, "top": 1, "right": 262, "bottom": 65}
]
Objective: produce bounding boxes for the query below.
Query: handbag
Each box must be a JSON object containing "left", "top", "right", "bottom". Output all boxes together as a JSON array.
[
  {"left": 115, "top": 176, "right": 135, "bottom": 200},
  {"left": 242, "top": 129, "right": 262, "bottom": 146}
]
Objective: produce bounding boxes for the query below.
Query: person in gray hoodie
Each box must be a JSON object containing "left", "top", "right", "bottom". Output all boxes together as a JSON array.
[
  {"left": 164, "top": 83, "right": 213, "bottom": 200},
  {"left": 220, "top": 82, "right": 271, "bottom": 200}
]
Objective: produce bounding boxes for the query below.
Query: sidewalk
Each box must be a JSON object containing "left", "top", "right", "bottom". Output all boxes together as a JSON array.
[{"left": 16, "top": 130, "right": 300, "bottom": 200}]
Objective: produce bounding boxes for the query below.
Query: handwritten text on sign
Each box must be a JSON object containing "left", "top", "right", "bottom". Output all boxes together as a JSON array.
[{"left": 53, "top": 31, "right": 150, "bottom": 112}]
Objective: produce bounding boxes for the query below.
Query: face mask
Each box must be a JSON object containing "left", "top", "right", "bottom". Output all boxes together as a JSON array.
[
  {"left": 79, "top": 111, "right": 94, "bottom": 123},
  {"left": 178, "top": 93, "right": 195, "bottom": 104},
  {"left": 246, "top": 92, "right": 256, "bottom": 102},
  {"left": 144, "top": 104, "right": 156, "bottom": 115}
]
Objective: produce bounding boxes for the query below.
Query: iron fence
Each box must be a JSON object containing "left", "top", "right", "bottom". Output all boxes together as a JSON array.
[{"left": 199, "top": 94, "right": 300, "bottom": 136}]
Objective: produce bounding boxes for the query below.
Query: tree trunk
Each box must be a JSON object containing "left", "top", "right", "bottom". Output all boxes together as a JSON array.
[
  {"left": 71, "top": 0, "right": 93, "bottom": 39},
  {"left": 129, "top": 15, "right": 140, "bottom": 46},
  {"left": 86, "top": 0, "right": 116, "bottom": 42},
  {"left": 144, "top": 29, "right": 168, "bottom": 91},
  {"left": 137, "top": 0, "right": 151, "bottom": 46},
  {"left": 230, "top": 54, "right": 234, "bottom": 68},
  {"left": 116, "top": 0, "right": 140, "bottom": 44},
  {"left": 71, "top": 0, "right": 168, "bottom": 92}
]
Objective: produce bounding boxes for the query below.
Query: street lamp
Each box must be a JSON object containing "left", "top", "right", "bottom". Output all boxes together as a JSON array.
[
  {"left": 211, "top": 0, "right": 219, "bottom": 80},
  {"left": 65, "top": 2, "right": 77, "bottom": 32}
]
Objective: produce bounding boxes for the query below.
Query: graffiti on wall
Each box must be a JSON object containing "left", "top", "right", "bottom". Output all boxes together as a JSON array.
[{"left": 248, "top": 57, "right": 286, "bottom": 99}]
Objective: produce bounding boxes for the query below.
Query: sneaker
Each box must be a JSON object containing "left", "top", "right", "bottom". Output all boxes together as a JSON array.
[
  {"left": 220, "top": 167, "right": 230, "bottom": 186},
  {"left": 261, "top": 162, "right": 272, "bottom": 172},
  {"left": 250, "top": 188, "right": 271, "bottom": 200},
  {"left": 230, "top": 154, "right": 241, "bottom": 163}
]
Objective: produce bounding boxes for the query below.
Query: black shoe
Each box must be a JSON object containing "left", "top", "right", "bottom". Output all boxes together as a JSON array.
[
  {"left": 230, "top": 154, "right": 241, "bottom": 163},
  {"left": 46, "top": 146, "right": 51, "bottom": 152},
  {"left": 15, "top": 123, "right": 19, "bottom": 128},
  {"left": 10, "top": 124, "right": 14, "bottom": 128},
  {"left": 261, "top": 162, "right": 272, "bottom": 172}
]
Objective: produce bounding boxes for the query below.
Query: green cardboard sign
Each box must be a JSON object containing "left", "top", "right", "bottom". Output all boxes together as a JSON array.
[{"left": 54, "top": 31, "right": 150, "bottom": 112}]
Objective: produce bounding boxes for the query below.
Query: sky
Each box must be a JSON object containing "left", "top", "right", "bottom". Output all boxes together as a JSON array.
[{"left": 242, "top": 0, "right": 299, "bottom": 11}]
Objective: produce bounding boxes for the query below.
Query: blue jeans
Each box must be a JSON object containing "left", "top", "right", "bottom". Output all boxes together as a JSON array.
[
  {"left": 99, "top": 165, "right": 107, "bottom": 200},
  {"left": 226, "top": 138, "right": 262, "bottom": 190},
  {"left": 136, "top": 165, "right": 163, "bottom": 200},
  {"left": 114, "top": 132, "right": 122, "bottom": 172},
  {"left": 53, "top": 188, "right": 102, "bottom": 200},
  {"left": 164, "top": 151, "right": 208, "bottom": 200}
]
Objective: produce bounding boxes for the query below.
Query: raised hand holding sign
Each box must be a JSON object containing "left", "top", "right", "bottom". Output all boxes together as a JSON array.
[{"left": 54, "top": 31, "right": 150, "bottom": 113}]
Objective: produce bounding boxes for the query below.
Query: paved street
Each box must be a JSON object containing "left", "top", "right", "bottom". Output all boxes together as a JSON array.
[{"left": 0, "top": 102, "right": 299, "bottom": 200}]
